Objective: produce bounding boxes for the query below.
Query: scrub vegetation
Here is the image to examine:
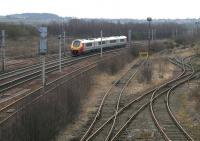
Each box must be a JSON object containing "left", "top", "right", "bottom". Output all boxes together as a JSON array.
[{"left": 0, "top": 48, "right": 138, "bottom": 141}]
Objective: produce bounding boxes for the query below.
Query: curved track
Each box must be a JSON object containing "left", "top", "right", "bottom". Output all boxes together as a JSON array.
[
  {"left": 166, "top": 64, "right": 194, "bottom": 141},
  {"left": 80, "top": 58, "right": 147, "bottom": 141},
  {"left": 150, "top": 57, "right": 195, "bottom": 141},
  {"left": 80, "top": 55, "right": 197, "bottom": 141},
  {"left": 0, "top": 48, "right": 131, "bottom": 127}
]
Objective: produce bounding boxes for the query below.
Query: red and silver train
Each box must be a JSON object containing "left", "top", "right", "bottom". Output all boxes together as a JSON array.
[{"left": 70, "top": 36, "right": 127, "bottom": 55}]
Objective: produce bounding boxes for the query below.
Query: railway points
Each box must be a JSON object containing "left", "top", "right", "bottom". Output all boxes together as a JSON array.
[
  {"left": 0, "top": 46, "right": 134, "bottom": 128},
  {"left": 79, "top": 54, "right": 199, "bottom": 141},
  {"left": 0, "top": 31, "right": 200, "bottom": 141}
]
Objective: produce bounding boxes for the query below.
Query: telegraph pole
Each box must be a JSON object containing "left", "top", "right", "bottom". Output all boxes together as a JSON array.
[
  {"left": 128, "top": 30, "right": 132, "bottom": 43},
  {"left": 195, "top": 21, "right": 198, "bottom": 35},
  {"left": 59, "top": 35, "right": 62, "bottom": 72},
  {"left": 128, "top": 30, "right": 132, "bottom": 47},
  {"left": 42, "top": 56, "right": 45, "bottom": 86},
  {"left": 1, "top": 30, "right": 5, "bottom": 72},
  {"left": 100, "top": 30, "right": 103, "bottom": 57},
  {"left": 147, "top": 17, "right": 152, "bottom": 53},
  {"left": 63, "top": 31, "right": 66, "bottom": 56}
]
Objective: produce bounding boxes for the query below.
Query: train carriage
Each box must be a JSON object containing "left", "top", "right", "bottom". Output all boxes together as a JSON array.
[{"left": 70, "top": 36, "right": 127, "bottom": 55}]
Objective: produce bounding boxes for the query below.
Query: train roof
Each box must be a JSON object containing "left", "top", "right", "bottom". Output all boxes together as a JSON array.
[{"left": 74, "top": 36, "right": 127, "bottom": 43}]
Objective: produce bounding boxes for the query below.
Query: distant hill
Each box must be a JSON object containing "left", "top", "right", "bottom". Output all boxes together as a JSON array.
[
  {"left": 0, "top": 13, "right": 72, "bottom": 24},
  {"left": 6, "top": 13, "right": 60, "bottom": 20}
]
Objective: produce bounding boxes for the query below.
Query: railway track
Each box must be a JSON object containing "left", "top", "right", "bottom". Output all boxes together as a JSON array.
[
  {"left": 0, "top": 47, "right": 128, "bottom": 94},
  {"left": 0, "top": 55, "right": 72, "bottom": 80},
  {"left": 80, "top": 58, "right": 147, "bottom": 141},
  {"left": 0, "top": 63, "right": 96, "bottom": 126},
  {"left": 80, "top": 55, "right": 197, "bottom": 141},
  {"left": 0, "top": 56, "right": 73, "bottom": 93},
  {"left": 81, "top": 57, "right": 146, "bottom": 141},
  {"left": 0, "top": 52, "right": 70, "bottom": 74},
  {"left": 0, "top": 48, "right": 131, "bottom": 128},
  {"left": 111, "top": 57, "right": 196, "bottom": 141},
  {"left": 0, "top": 42, "right": 143, "bottom": 75},
  {"left": 115, "top": 57, "right": 196, "bottom": 141},
  {"left": 2, "top": 42, "right": 195, "bottom": 140},
  {"left": 150, "top": 58, "right": 195, "bottom": 141}
]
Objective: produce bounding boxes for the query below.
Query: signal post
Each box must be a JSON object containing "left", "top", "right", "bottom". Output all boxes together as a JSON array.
[{"left": 38, "top": 27, "right": 48, "bottom": 87}]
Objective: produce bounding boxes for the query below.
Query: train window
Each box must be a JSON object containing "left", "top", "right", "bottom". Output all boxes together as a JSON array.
[
  {"left": 98, "top": 41, "right": 106, "bottom": 45},
  {"left": 110, "top": 40, "right": 116, "bottom": 43},
  {"left": 86, "top": 43, "right": 93, "bottom": 47},
  {"left": 120, "top": 39, "right": 125, "bottom": 42},
  {"left": 73, "top": 40, "right": 80, "bottom": 47}
]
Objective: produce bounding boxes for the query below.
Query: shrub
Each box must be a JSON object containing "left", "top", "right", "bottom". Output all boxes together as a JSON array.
[
  {"left": 150, "top": 42, "right": 167, "bottom": 52},
  {"left": 98, "top": 49, "right": 136, "bottom": 75},
  {"left": 0, "top": 70, "right": 93, "bottom": 141},
  {"left": 0, "top": 49, "right": 137, "bottom": 141},
  {"left": 137, "top": 60, "right": 153, "bottom": 83}
]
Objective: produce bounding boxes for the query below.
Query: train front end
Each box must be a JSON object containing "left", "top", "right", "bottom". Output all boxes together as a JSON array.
[{"left": 70, "top": 40, "right": 84, "bottom": 55}]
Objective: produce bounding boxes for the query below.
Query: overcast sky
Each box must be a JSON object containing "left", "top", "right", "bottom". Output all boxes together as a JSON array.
[{"left": 0, "top": 0, "right": 199, "bottom": 19}]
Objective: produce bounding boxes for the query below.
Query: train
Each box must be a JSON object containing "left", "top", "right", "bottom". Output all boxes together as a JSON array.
[{"left": 70, "top": 36, "right": 127, "bottom": 55}]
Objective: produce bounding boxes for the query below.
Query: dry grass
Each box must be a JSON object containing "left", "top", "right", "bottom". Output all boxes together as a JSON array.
[
  {"left": 0, "top": 49, "right": 137, "bottom": 141},
  {"left": 127, "top": 56, "right": 175, "bottom": 96},
  {"left": 175, "top": 82, "right": 200, "bottom": 140},
  {"left": 54, "top": 51, "right": 140, "bottom": 141},
  {"left": 177, "top": 93, "right": 194, "bottom": 125},
  {"left": 5, "top": 36, "right": 74, "bottom": 58},
  {"left": 189, "top": 86, "right": 200, "bottom": 113},
  {"left": 139, "top": 130, "right": 152, "bottom": 139},
  {"left": 54, "top": 73, "right": 115, "bottom": 141},
  {"left": 137, "top": 60, "right": 153, "bottom": 83},
  {"left": 0, "top": 70, "right": 94, "bottom": 141},
  {"left": 98, "top": 48, "right": 137, "bottom": 75},
  {"left": 0, "top": 44, "right": 174, "bottom": 141}
]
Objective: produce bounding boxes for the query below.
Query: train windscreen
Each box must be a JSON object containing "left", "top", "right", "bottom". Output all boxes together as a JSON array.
[{"left": 73, "top": 40, "right": 80, "bottom": 47}]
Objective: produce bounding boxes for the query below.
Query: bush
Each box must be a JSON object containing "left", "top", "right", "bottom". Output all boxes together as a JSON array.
[
  {"left": 175, "top": 37, "right": 185, "bottom": 45},
  {"left": 98, "top": 49, "right": 136, "bottom": 75},
  {"left": 150, "top": 42, "right": 167, "bottom": 52},
  {"left": 174, "top": 34, "right": 196, "bottom": 48},
  {"left": 0, "top": 70, "right": 93, "bottom": 141},
  {"left": 137, "top": 60, "right": 153, "bottom": 83}
]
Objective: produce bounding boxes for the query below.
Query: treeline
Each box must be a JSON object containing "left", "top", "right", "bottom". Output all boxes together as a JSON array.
[
  {"left": 0, "top": 19, "right": 187, "bottom": 40},
  {"left": 47, "top": 19, "right": 187, "bottom": 40},
  {"left": 0, "top": 23, "right": 38, "bottom": 40}
]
